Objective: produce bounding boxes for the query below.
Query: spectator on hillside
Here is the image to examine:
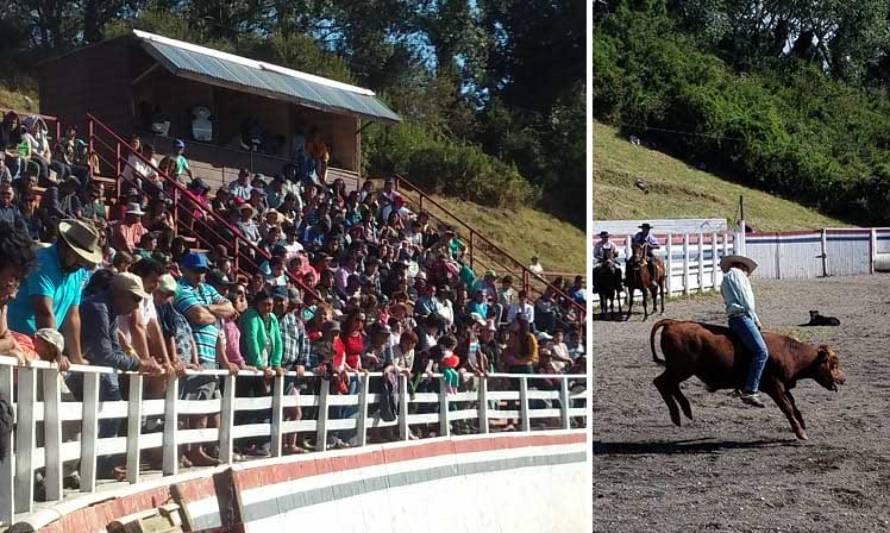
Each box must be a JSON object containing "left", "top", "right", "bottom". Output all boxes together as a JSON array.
[
  {"left": 8, "top": 219, "right": 99, "bottom": 369},
  {"left": 528, "top": 256, "right": 544, "bottom": 275},
  {"left": 111, "top": 203, "right": 147, "bottom": 254}
]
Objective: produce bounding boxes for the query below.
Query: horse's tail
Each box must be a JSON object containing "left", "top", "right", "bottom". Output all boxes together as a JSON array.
[{"left": 650, "top": 319, "right": 674, "bottom": 365}]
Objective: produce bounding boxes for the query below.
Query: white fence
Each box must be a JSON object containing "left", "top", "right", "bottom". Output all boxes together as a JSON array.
[
  {"left": 592, "top": 231, "right": 739, "bottom": 304},
  {"left": 745, "top": 228, "right": 890, "bottom": 280},
  {"left": 0, "top": 356, "right": 587, "bottom": 526}
]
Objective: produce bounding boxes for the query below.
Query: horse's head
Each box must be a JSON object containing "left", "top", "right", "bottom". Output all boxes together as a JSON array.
[
  {"left": 629, "top": 243, "right": 648, "bottom": 266},
  {"left": 810, "top": 345, "right": 846, "bottom": 391}
]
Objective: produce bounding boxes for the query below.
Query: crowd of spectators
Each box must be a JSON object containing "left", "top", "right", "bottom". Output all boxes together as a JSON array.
[{"left": 0, "top": 113, "right": 586, "bottom": 485}]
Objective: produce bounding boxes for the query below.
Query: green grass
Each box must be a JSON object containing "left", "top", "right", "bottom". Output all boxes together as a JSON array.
[
  {"left": 0, "top": 78, "right": 38, "bottom": 112},
  {"left": 429, "top": 195, "right": 585, "bottom": 275},
  {"left": 593, "top": 122, "right": 850, "bottom": 231}
]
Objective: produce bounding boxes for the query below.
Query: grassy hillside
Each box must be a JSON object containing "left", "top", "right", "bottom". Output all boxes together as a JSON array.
[
  {"left": 593, "top": 122, "right": 849, "bottom": 231},
  {"left": 429, "top": 195, "right": 585, "bottom": 274}
]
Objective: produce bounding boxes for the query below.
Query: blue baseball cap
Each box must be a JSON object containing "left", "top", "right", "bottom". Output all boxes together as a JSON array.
[
  {"left": 181, "top": 252, "right": 210, "bottom": 272},
  {"left": 174, "top": 139, "right": 185, "bottom": 149}
]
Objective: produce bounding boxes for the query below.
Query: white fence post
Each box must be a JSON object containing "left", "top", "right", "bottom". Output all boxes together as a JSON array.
[
  {"left": 519, "top": 377, "right": 530, "bottom": 432},
  {"left": 315, "top": 379, "right": 329, "bottom": 452},
  {"left": 711, "top": 233, "right": 719, "bottom": 290},
  {"left": 126, "top": 373, "right": 143, "bottom": 485},
  {"left": 665, "top": 233, "right": 674, "bottom": 295},
  {"left": 723, "top": 232, "right": 730, "bottom": 258},
  {"left": 162, "top": 376, "right": 179, "bottom": 476},
  {"left": 559, "top": 378, "right": 570, "bottom": 430},
  {"left": 438, "top": 377, "right": 450, "bottom": 438},
  {"left": 218, "top": 374, "right": 236, "bottom": 464},
  {"left": 80, "top": 373, "right": 100, "bottom": 492},
  {"left": 624, "top": 235, "right": 632, "bottom": 262},
  {"left": 270, "top": 374, "right": 284, "bottom": 458},
  {"left": 355, "top": 373, "right": 370, "bottom": 447},
  {"left": 14, "top": 367, "right": 36, "bottom": 513},
  {"left": 697, "top": 232, "right": 704, "bottom": 293},
  {"left": 42, "top": 370, "right": 63, "bottom": 501},
  {"left": 477, "top": 378, "right": 489, "bottom": 434},
  {"left": 871, "top": 228, "right": 878, "bottom": 274},
  {"left": 398, "top": 375, "right": 409, "bottom": 441},
  {"left": 682, "top": 234, "right": 690, "bottom": 295},
  {"left": 0, "top": 365, "right": 14, "bottom": 523},
  {"left": 821, "top": 228, "right": 829, "bottom": 277}
]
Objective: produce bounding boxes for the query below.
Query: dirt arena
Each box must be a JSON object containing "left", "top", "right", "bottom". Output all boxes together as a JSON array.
[{"left": 592, "top": 274, "right": 890, "bottom": 532}]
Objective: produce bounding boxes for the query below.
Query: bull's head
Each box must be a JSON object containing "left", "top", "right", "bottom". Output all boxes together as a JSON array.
[{"left": 812, "top": 345, "right": 846, "bottom": 391}]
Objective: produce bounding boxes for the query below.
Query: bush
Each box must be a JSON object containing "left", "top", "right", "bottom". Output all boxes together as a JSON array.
[{"left": 363, "top": 120, "right": 536, "bottom": 208}]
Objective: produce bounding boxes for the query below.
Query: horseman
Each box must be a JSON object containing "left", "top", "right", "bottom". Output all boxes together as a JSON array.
[
  {"left": 632, "top": 223, "right": 660, "bottom": 279},
  {"left": 593, "top": 231, "right": 618, "bottom": 272}
]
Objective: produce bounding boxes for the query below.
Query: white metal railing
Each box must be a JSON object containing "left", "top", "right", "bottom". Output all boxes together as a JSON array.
[{"left": 0, "top": 355, "right": 587, "bottom": 525}]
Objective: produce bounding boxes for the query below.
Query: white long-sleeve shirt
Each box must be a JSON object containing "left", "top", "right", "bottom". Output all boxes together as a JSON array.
[{"left": 720, "top": 267, "right": 760, "bottom": 326}]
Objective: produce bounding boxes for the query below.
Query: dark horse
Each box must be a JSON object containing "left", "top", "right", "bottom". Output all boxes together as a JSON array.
[
  {"left": 625, "top": 243, "right": 665, "bottom": 320},
  {"left": 594, "top": 248, "right": 622, "bottom": 319}
]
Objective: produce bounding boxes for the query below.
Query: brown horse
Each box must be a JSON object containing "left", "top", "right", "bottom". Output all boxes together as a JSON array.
[
  {"left": 594, "top": 248, "right": 622, "bottom": 319},
  {"left": 625, "top": 243, "right": 666, "bottom": 320}
]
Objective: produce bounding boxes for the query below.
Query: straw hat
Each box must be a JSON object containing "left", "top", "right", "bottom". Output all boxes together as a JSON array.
[
  {"left": 34, "top": 328, "right": 65, "bottom": 355},
  {"left": 58, "top": 219, "right": 103, "bottom": 265},
  {"left": 719, "top": 255, "right": 758, "bottom": 273}
]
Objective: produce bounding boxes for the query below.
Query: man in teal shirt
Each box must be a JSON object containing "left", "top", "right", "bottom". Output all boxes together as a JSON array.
[{"left": 8, "top": 219, "right": 101, "bottom": 370}]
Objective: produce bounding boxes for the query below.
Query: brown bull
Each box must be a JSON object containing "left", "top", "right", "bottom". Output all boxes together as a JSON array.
[{"left": 649, "top": 319, "right": 846, "bottom": 440}]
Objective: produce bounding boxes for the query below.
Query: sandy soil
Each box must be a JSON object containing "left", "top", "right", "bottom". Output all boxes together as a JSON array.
[{"left": 592, "top": 275, "right": 890, "bottom": 532}]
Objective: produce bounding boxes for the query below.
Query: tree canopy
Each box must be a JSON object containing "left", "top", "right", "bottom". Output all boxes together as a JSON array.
[{"left": 0, "top": 0, "right": 585, "bottom": 225}]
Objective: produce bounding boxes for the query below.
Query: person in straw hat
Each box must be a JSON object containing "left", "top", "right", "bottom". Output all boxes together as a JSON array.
[
  {"left": 8, "top": 219, "right": 101, "bottom": 370},
  {"left": 719, "top": 254, "right": 769, "bottom": 408}
]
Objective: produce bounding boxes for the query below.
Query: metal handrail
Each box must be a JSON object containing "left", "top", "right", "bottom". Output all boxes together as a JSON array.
[
  {"left": 393, "top": 174, "right": 586, "bottom": 321},
  {"left": 86, "top": 113, "right": 321, "bottom": 301}
]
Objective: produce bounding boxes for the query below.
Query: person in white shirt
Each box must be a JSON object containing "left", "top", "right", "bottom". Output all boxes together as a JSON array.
[
  {"left": 719, "top": 254, "right": 768, "bottom": 408},
  {"left": 593, "top": 231, "right": 618, "bottom": 268},
  {"left": 528, "top": 256, "right": 544, "bottom": 275},
  {"left": 506, "top": 290, "right": 535, "bottom": 328}
]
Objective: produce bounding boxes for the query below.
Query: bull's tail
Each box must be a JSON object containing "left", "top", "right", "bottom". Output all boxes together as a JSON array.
[{"left": 650, "top": 319, "right": 675, "bottom": 365}]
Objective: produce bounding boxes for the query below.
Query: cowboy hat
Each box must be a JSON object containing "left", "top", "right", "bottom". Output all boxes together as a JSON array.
[
  {"left": 58, "top": 219, "right": 103, "bottom": 265},
  {"left": 111, "top": 272, "right": 149, "bottom": 301},
  {"left": 126, "top": 202, "right": 145, "bottom": 216},
  {"left": 719, "top": 255, "right": 758, "bottom": 273},
  {"left": 638, "top": 223, "right": 653, "bottom": 230},
  {"left": 599, "top": 231, "right": 610, "bottom": 238}
]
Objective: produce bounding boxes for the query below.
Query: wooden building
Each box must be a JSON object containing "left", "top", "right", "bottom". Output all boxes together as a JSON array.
[{"left": 38, "top": 30, "right": 401, "bottom": 189}]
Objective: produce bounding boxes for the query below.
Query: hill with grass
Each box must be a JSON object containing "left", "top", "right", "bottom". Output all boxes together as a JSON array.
[{"left": 593, "top": 122, "right": 849, "bottom": 232}]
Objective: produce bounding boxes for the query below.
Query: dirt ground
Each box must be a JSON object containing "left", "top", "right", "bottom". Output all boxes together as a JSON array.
[{"left": 592, "top": 275, "right": 890, "bottom": 533}]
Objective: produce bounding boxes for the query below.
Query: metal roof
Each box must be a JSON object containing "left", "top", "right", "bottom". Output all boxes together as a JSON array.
[{"left": 133, "top": 30, "right": 401, "bottom": 123}]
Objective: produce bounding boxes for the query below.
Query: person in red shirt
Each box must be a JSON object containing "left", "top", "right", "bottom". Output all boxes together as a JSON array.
[{"left": 111, "top": 202, "right": 147, "bottom": 254}]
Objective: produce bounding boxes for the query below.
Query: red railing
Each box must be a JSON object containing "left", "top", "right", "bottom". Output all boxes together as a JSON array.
[
  {"left": 393, "top": 174, "right": 586, "bottom": 326},
  {"left": 86, "top": 113, "right": 320, "bottom": 300}
]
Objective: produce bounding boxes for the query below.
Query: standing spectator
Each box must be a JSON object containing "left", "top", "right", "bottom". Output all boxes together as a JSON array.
[
  {"left": 273, "top": 287, "right": 310, "bottom": 454},
  {"left": 171, "top": 139, "right": 194, "bottom": 183},
  {"left": 119, "top": 258, "right": 171, "bottom": 370},
  {"left": 503, "top": 316, "right": 538, "bottom": 375},
  {"left": 306, "top": 126, "right": 329, "bottom": 184},
  {"left": 174, "top": 252, "right": 235, "bottom": 463},
  {"left": 72, "top": 273, "right": 160, "bottom": 477},
  {"left": 8, "top": 219, "right": 99, "bottom": 369},
  {"left": 111, "top": 203, "right": 147, "bottom": 254}
]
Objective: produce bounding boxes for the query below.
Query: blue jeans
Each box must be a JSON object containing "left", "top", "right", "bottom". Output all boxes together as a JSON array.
[{"left": 729, "top": 315, "right": 770, "bottom": 394}]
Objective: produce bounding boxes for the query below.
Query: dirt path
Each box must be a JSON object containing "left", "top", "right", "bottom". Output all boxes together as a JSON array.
[{"left": 592, "top": 275, "right": 890, "bottom": 532}]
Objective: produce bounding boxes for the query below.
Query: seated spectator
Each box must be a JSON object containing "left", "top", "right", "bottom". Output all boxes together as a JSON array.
[
  {"left": 0, "top": 183, "right": 24, "bottom": 226},
  {"left": 111, "top": 203, "right": 147, "bottom": 254},
  {"left": 112, "top": 250, "right": 135, "bottom": 273},
  {"left": 227, "top": 168, "right": 253, "bottom": 202},
  {"left": 528, "top": 256, "right": 544, "bottom": 275},
  {"left": 236, "top": 204, "right": 261, "bottom": 245},
  {"left": 122, "top": 135, "right": 154, "bottom": 185},
  {"left": 506, "top": 290, "right": 535, "bottom": 327},
  {"left": 58, "top": 176, "right": 83, "bottom": 219},
  {"left": 79, "top": 184, "right": 107, "bottom": 227},
  {"left": 1, "top": 112, "right": 24, "bottom": 179},
  {"left": 54, "top": 126, "right": 90, "bottom": 186},
  {"left": 0, "top": 221, "right": 36, "bottom": 364},
  {"left": 17, "top": 189, "right": 42, "bottom": 241}
]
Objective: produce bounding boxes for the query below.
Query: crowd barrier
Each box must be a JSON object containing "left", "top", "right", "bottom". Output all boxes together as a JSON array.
[{"left": 0, "top": 355, "right": 587, "bottom": 526}]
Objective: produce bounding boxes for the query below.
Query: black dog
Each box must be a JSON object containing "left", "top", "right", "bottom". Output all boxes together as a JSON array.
[{"left": 802, "top": 310, "right": 841, "bottom": 327}]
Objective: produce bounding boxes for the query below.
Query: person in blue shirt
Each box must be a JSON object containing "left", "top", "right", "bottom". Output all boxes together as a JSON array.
[
  {"left": 467, "top": 289, "right": 490, "bottom": 321},
  {"left": 632, "top": 223, "right": 660, "bottom": 279},
  {"left": 8, "top": 219, "right": 100, "bottom": 370},
  {"left": 719, "top": 254, "right": 768, "bottom": 408}
]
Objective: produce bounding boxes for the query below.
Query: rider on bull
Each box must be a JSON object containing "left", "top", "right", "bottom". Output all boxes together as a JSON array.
[{"left": 631, "top": 223, "right": 660, "bottom": 279}]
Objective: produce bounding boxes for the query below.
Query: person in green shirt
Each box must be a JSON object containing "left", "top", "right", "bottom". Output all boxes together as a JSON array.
[{"left": 172, "top": 139, "right": 194, "bottom": 183}]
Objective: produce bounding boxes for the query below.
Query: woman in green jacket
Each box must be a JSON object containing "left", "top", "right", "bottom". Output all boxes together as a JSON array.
[
  {"left": 237, "top": 289, "right": 283, "bottom": 457},
  {"left": 240, "top": 289, "right": 283, "bottom": 372}
]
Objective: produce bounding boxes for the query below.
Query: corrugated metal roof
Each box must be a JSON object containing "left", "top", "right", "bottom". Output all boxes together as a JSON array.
[{"left": 133, "top": 30, "right": 401, "bottom": 123}]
